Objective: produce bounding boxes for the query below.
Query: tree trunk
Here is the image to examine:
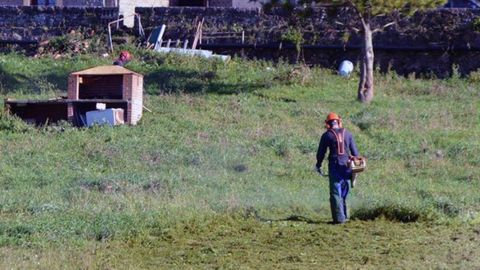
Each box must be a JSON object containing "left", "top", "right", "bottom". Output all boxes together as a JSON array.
[{"left": 358, "top": 22, "right": 374, "bottom": 103}]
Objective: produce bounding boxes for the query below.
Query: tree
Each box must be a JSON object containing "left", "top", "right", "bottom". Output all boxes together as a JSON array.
[{"left": 261, "top": 0, "right": 447, "bottom": 103}]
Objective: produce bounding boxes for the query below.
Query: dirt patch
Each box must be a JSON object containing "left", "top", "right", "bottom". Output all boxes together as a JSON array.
[
  {"left": 142, "top": 180, "right": 168, "bottom": 194},
  {"left": 78, "top": 179, "right": 122, "bottom": 194},
  {"left": 233, "top": 164, "right": 248, "bottom": 172}
]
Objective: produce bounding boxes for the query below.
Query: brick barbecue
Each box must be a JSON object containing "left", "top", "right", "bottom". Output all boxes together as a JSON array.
[{"left": 5, "top": 65, "right": 144, "bottom": 126}]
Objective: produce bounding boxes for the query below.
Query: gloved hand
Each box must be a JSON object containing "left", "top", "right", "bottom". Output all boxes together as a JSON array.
[{"left": 315, "top": 165, "right": 323, "bottom": 175}]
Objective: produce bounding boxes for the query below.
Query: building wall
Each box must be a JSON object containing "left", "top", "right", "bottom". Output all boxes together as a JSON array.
[
  {"left": 232, "top": 0, "right": 263, "bottom": 9},
  {"left": 0, "top": 6, "right": 117, "bottom": 42},
  {"left": 0, "top": 0, "right": 29, "bottom": 5},
  {"left": 203, "top": 0, "right": 264, "bottom": 8},
  {"left": 119, "top": 0, "right": 169, "bottom": 27},
  {"left": 62, "top": 0, "right": 104, "bottom": 6},
  {"left": 209, "top": 0, "right": 232, "bottom": 7},
  {"left": 0, "top": 0, "right": 105, "bottom": 6},
  {"left": 0, "top": 0, "right": 261, "bottom": 8}
]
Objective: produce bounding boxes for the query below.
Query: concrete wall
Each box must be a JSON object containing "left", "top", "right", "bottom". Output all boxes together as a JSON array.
[
  {"left": 232, "top": 0, "right": 263, "bottom": 9},
  {"left": 119, "top": 0, "right": 169, "bottom": 27}
]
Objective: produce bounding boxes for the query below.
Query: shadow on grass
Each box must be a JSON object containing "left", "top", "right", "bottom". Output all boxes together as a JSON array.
[
  {"left": 44, "top": 72, "right": 69, "bottom": 91},
  {"left": 0, "top": 65, "right": 28, "bottom": 94},
  {"left": 0, "top": 64, "right": 69, "bottom": 94},
  {"left": 352, "top": 205, "right": 422, "bottom": 223},
  {"left": 144, "top": 68, "right": 267, "bottom": 95},
  {"left": 256, "top": 215, "right": 328, "bottom": 224},
  {"left": 245, "top": 207, "right": 327, "bottom": 224},
  {"left": 2, "top": 63, "right": 264, "bottom": 95}
]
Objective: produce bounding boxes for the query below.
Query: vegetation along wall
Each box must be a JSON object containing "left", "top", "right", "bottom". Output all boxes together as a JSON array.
[{"left": 2, "top": 6, "right": 480, "bottom": 76}]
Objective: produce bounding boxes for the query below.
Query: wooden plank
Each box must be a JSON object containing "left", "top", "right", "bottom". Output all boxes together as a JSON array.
[{"left": 192, "top": 18, "right": 204, "bottom": 50}]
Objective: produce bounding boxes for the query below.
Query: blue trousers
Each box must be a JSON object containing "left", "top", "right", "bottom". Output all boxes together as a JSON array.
[{"left": 328, "top": 164, "right": 351, "bottom": 223}]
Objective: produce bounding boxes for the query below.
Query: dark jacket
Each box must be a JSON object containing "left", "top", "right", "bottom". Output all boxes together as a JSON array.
[
  {"left": 316, "top": 128, "right": 359, "bottom": 168},
  {"left": 113, "top": 59, "right": 127, "bottom": 67}
]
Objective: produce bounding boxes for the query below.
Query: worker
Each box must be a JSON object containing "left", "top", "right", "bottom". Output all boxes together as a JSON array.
[
  {"left": 113, "top": 50, "right": 132, "bottom": 67},
  {"left": 315, "top": 112, "right": 359, "bottom": 224}
]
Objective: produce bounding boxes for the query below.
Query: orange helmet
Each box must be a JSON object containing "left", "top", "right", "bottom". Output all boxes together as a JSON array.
[
  {"left": 325, "top": 112, "right": 342, "bottom": 129},
  {"left": 119, "top": 50, "right": 132, "bottom": 61}
]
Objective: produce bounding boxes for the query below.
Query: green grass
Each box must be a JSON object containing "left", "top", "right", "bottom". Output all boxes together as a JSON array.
[{"left": 0, "top": 51, "right": 479, "bottom": 268}]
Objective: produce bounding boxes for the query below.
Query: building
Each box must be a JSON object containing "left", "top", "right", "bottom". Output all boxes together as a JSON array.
[
  {"left": 207, "top": 0, "right": 264, "bottom": 8},
  {"left": 169, "top": 0, "right": 264, "bottom": 8},
  {"left": 0, "top": 0, "right": 265, "bottom": 27},
  {"left": 1, "top": 0, "right": 266, "bottom": 8},
  {"left": 117, "top": 0, "right": 169, "bottom": 27},
  {"left": 0, "top": 0, "right": 117, "bottom": 7}
]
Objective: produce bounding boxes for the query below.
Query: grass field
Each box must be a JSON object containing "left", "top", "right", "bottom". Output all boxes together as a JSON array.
[{"left": 0, "top": 51, "right": 479, "bottom": 269}]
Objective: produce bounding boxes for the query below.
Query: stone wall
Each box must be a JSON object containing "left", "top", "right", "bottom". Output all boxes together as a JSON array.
[
  {"left": 0, "top": 6, "right": 118, "bottom": 42},
  {"left": 0, "top": 0, "right": 105, "bottom": 6},
  {"left": 1, "top": 6, "right": 480, "bottom": 75},
  {"left": 136, "top": 7, "right": 480, "bottom": 75},
  {"left": 137, "top": 7, "right": 480, "bottom": 50}
]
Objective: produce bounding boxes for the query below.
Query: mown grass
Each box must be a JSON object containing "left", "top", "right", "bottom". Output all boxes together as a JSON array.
[{"left": 0, "top": 50, "right": 479, "bottom": 268}]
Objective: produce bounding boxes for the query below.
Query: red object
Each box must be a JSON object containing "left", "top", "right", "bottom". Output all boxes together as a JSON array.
[
  {"left": 119, "top": 50, "right": 132, "bottom": 61},
  {"left": 325, "top": 112, "right": 340, "bottom": 122},
  {"left": 325, "top": 112, "right": 343, "bottom": 129}
]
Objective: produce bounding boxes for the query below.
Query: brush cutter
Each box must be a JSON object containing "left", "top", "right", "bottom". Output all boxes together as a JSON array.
[{"left": 349, "top": 156, "right": 367, "bottom": 187}]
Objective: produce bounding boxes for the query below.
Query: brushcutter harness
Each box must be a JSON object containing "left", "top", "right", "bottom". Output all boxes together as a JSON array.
[
  {"left": 327, "top": 127, "right": 366, "bottom": 187},
  {"left": 328, "top": 128, "right": 345, "bottom": 155}
]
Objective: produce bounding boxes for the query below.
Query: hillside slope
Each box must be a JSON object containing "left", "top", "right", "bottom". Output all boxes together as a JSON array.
[{"left": 0, "top": 52, "right": 479, "bottom": 268}]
